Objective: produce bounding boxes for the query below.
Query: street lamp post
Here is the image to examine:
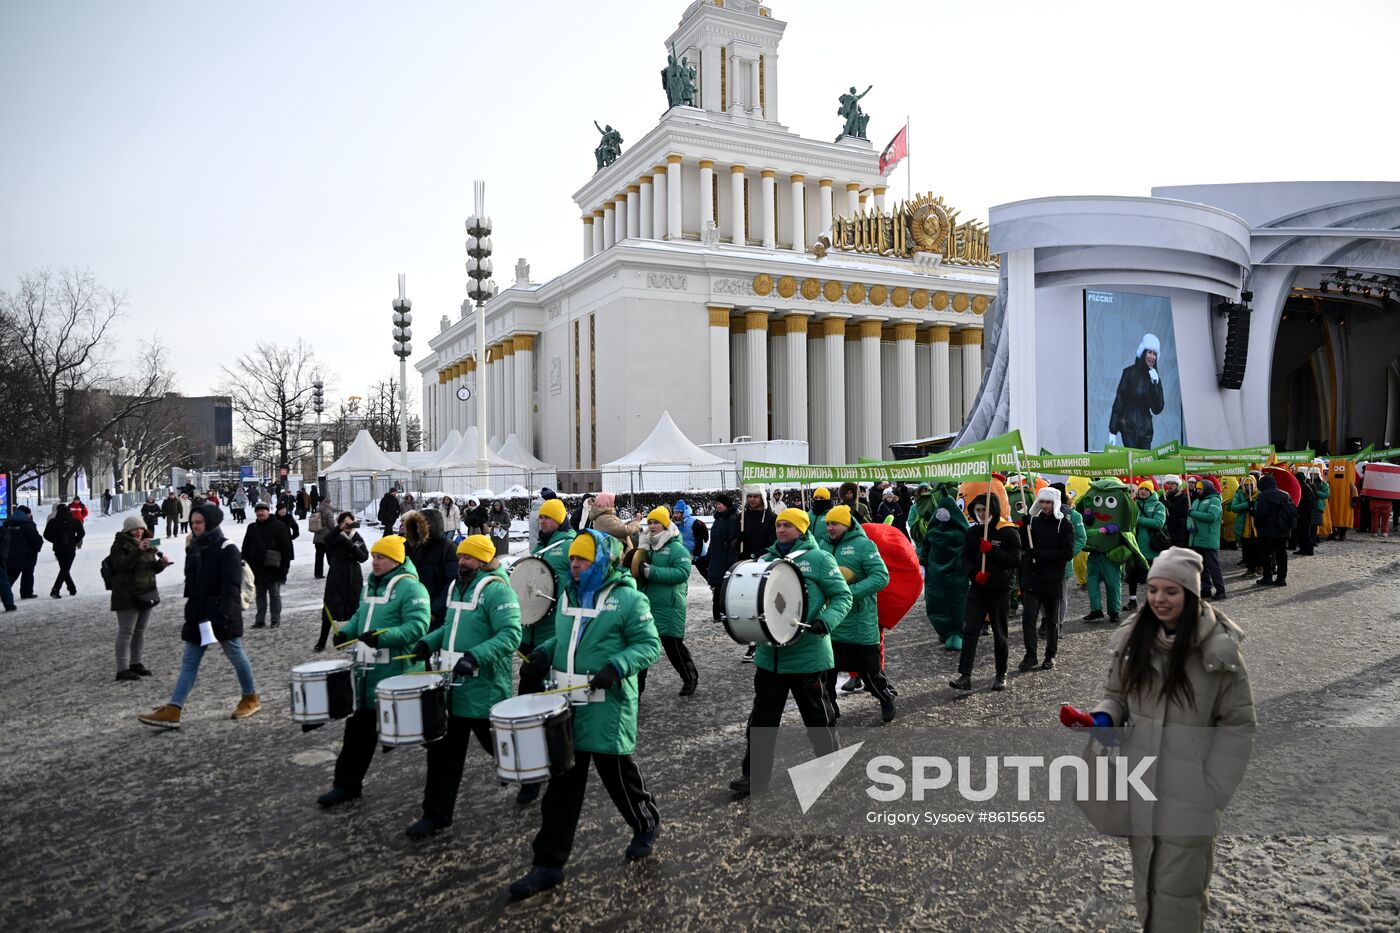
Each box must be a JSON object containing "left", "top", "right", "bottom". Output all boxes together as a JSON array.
[
  {"left": 312, "top": 379, "right": 325, "bottom": 477},
  {"left": 465, "top": 179, "right": 497, "bottom": 485},
  {"left": 392, "top": 275, "right": 413, "bottom": 467}
]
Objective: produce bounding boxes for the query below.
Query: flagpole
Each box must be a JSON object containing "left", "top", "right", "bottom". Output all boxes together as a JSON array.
[{"left": 905, "top": 115, "right": 911, "bottom": 200}]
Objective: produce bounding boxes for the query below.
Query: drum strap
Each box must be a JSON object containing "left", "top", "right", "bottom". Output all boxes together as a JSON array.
[
  {"left": 355, "top": 573, "right": 409, "bottom": 666},
  {"left": 560, "top": 584, "right": 617, "bottom": 677},
  {"left": 445, "top": 575, "right": 501, "bottom": 648}
]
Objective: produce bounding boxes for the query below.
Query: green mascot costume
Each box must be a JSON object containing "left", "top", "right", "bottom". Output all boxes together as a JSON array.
[
  {"left": 1078, "top": 478, "right": 1148, "bottom": 622},
  {"left": 918, "top": 482, "right": 968, "bottom": 650}
]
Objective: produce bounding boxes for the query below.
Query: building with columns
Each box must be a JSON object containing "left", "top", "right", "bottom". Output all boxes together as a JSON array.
[{"left": 418, "top": 0, "right": 996, "bottom": 470}]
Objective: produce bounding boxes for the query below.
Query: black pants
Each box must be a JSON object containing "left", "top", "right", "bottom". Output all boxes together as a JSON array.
[
  {"left": 1194, "top": 548, "right": 1225, "bottom": 596},
  {"left": 51, "top": 549, "right": 77, "bottom": 595},
  {"left": 741, "top": 666, "right": 839, "bottom": 791},
  {"left": 1240, "top": 537, "right": 1260, "bottom": 571},
  {"left": 531, "top": 750, "right": 659, "bottom": 869},
  {"left": 165, "top": 517, "right": 178, "bottom": 537},
  {"left": 959, "top": 588, "right": 1010, "bottom": 677},
  {"left": 1293, "top": 522, "right": 1314, "bottom": 555},
  {"left": 1021, "top": 590, "right": 1061, "bottom": 661},
  {"left": 638, "top": 635, "right": 697, "bottom": 692},
  {"left": 421, "top": 716, "right": 492, "bottom": 826},
  {"left": 314, "top": 543, "right": 326, "bottom": 578},
  {"left": 823, "top": 641, "right": 894, "bottom": 716},
  {"left": 333, "top": 708, "right": 382, "bottom": 792},
  {"left": 1260, "top": 536, "right": 1289, "bottom": 583},
  {"left": 1125, "top": 561, "right": 1148, "bottom": 597},
  {"left": 17, "top": 565, "right": 36, "bottom": 598}
]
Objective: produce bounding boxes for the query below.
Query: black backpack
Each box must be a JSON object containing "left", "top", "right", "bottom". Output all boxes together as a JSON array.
[{"left": 100, "top": 554, "right": 116, "bottom": 591}]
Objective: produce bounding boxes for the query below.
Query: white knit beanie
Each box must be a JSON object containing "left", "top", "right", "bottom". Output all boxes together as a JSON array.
[{"left": 1148, "top": 546, "right": 1203, "bottom": 597}]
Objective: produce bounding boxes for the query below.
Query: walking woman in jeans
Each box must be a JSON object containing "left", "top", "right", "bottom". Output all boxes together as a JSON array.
[
  {"left": 109, "top": 515, "right": 172, "bottom": 681},
  {"left": 138, "top": 504, "right": 260, "bottom": 729}
]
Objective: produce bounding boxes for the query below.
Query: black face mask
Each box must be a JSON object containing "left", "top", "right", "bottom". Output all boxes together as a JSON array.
[{"left": 458, "top": 566, "right": 477, "bottom": 584}]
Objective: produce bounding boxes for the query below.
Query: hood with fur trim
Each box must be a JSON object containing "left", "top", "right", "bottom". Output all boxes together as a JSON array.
[{"left": 958, "top": 479, "right": 1015, "bottom": 529}]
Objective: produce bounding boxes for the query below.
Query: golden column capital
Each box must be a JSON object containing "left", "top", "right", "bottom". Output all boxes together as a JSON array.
[
  {"left": 819, "top": 178, "right": 834, "bottom": 188},
  {"left": 582, "top": 215, "right": 594, "bottom": 225},
  {"left": 744, "top": 309, "right": 770, "bottom": 331},
  {"left": 761, "top": 169, "right": 776, "bottom": 179},
  {"left": 822, "top": 316, "right": 848, "bottom": 337},
  {"left": 639, "top": 173, "right": 653, "bottom": 184},
  {"left": 698, "top": 158, "right": 715, "bottom": 170},
  {"left": 789, "top": 173, "right": 805, "bottom": 183},
  {"left": 730, "top": 163, "right": 746, "bottom": 174},
  {"left": 501, "top": 339, "right": 515, "bottom": 356},
  {"left": 708, "top": 306, "right": 733, "bottom": 327},
  {"left": 959, "top": 327, "right": 984, "bottom": 347},
  {"left": 652, "top": 164, "right": 669, "bottom": 176},
  {"left": 626, "top": 184, "right": 640, "bottom": 194},
  {"left": 928, "top": 324, "right": 952, "bottom": 343},
  {"left": 731, "top": 315, "right": 749, "bottom": 334},
  {"left": 859, "top": 319, "right": 883, "bottom": 340},
  {"left": 592, "top": 209, "right": 605, "bottom": 218},
  {"left": 873, "top": 185, "right": 888, "bottom": 196},
  {"left": 614, "top": 193, "right": 627, "bottom": 203},
  {"left": 666, "top": 153, "right": 684, "bottom": 165},
  {"left": 894, "top": 322, "right": 918, "bottom": 342},
  {"left": 784, "top": 314, "right": 810, "bottom": 335},
  {"left": 770, "top": 317, "right": 788, "bottom": 338},
  {"left": 513, "top": 333, "right": 536, "bottom": 352},
  {"left": 846, "top": 182, "right": 861, "bottom": 192},
  {"left": 602, "top": 202, "right": 614, "bottom": 212}
]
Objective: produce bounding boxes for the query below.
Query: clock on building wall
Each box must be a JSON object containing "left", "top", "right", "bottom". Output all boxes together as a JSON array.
[{"left": 456, "top": 387, "right": 472, "bottom": 401}]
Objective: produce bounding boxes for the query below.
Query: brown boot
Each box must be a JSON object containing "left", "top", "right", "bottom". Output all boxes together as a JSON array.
[
  {"left": 232, "top": 694, "right": 261, "bottom": 720},
  {"left": 139, "top": 704, "right": 182, "bottom": 729}
]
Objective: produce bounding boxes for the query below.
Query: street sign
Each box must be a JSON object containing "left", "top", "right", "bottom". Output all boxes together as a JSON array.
[
  {"left": 239, "top": 465, "right": 254, "bottom": 481},
  {"left": 456, "top": 386, "right": 472, "bottom": 401},
  {"left": 279, "top": 466, "right": 289, "bottom": 478}
]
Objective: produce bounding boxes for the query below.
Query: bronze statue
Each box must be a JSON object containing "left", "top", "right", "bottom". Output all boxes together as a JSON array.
[
  {"left": 593, "top": 121, "right": 623, "bottom": 171},
  {"left": 661, "top": 44, "right": 697, "bottom": 108},
  {"left": 837, "top": 85, "right": 873, "bottom": 139}
]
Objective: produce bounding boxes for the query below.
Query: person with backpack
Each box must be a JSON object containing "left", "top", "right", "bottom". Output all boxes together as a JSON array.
[
  {"left": 311, "top": 496, "right": 336, "bottom": 579},
  {"left": 3, "top": 505, "right": 44, "bottom": 600},
  {"left": 43, "top": 503, "right": 85, "bottom": 599},
  {"left": 107, "top": 515, "right": 172, "bottom": 681},
  {"left": 138, "top": 504, "right": 259, "bottom": 729}
]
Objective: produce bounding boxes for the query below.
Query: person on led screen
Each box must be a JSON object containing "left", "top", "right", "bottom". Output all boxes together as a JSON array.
[{"left": 1109, "top": 333, "right": 1167, "bottom": 449}]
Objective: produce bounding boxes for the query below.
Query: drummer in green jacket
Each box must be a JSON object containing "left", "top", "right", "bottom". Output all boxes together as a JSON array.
[
  {"left": 403, "top": 534, "right": 521, "bottom": 837},
  {"left": 509, "top": 529, "right": 662, "bottom": 900},
  {"left": 730, "top": 508, "right": 853, "bottom": 798},
  {"left": 635, "top": 505, "right": 698, "bottom": 697},
  {"left": 513, "top": 498, "right": 577, "bottom": 807},
  {"left": 318, "top": 535, "right": 431, "bottom": 809},
  {"left": 821, "top": 505, "right": 895, "bottom": 723}
]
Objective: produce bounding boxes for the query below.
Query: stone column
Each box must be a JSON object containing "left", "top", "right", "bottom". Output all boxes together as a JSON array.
[
  {"left": 785, "top": 314, "right": 809, "bottom": 441},
  {"left": 501, "top": 339, "right": 516, "bottom": 439},
  {"left": 449, "top": 363, "right": 460, "bottom": 434},
  {"left": 698, "top": 159, "right": 715, "bottom": 229},
  {"left": 914, "top": 334, "right": 931, "bottom": 438},
  {"left": 666, "top": 153, "right": 683, "bottom": 240},
  {"left": 873, "top": 185, "right": 887, "bottom": 213},
  {"left": 807, "top": 328, "right": 825, "bottom": 458},
  {"left": 602, "top": 202, "right": 615, "bottom": 249},
  {"left": 514, "top": 334, "right": 534, "bottom": 454},
  {"left": 948, "top": 330, "right": 964, "bottom": 429},
  {"left": 488, "top": 344, "right": 503, "bottom": 439},
  {"left": 769, "top": 317, "right": 787, "bottom": 438},
  {"left": 845, "top": 182, "right": 860, "bottom": 219},
  {"left": 639, "top": 175, "right": 654, "bottom": 239},
  {"left": 789, "top": 174, "right": 805, "bottom": 250},
  {"left": 591, "top": 209, "right": 605, "bottom": 255},
  {"left": 625, "top": 187, "right": 639, "bottom": 240},
  {"left": 859, "top": 320, "right": 882, "bottom": 459},
  {"left": 819, "top": 178, "right": 834, "bottom": 235},
  {"left": 822, "top": 317, "right": 847, "bottom": 463},
  {"left": 708, "top": 307, "right": 732, "bottom": 442},
  {"left": 614, "top": 193, "right": 629, "bottom": 241},
  {"left": 459, "top": 361, "right": 472, "bottom": 433},
  {"left": 730, "top": 315, "right": 748, "bottom": 437},
  {"left": 745, "top": 310, "right": 770, "bottom": 441},
  {"left": 928, "top": 325, "right": 952, "bottom": 436},
  {"left": 582, "top": 215, "right": 594, "bottom": 260},
  {"left": 760, "top": 169, "right": 776, "bottom": 249},
  {"left": 894, "top": 322, "right": 917, "bottom": 444},
  {"left": 844, "top": 325, "right": 861, "bottom": 459},
  {"left": 729, "top": 164, "right": 746, "bottom": 244},
  {"left": 651, "top": 164, "right": 668, "bottom": 241},
  {"left": 960, "top": 327, "right": 983, "bottom": 418}
]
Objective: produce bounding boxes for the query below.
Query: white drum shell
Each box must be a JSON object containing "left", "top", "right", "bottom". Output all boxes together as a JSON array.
[
  {"left": 491, "top": 694, "right": 570, "bottom": 783},
  {"left": 719, "top": 559, "right": 807, "bottom": 647},
  {"left": 509, "top": 556, "right": 558, "bottom": 627},
  {"left": 290, "top": 659, "right": 357, "bottom": 723},
  {"left": 376, "top": 674, "right": 445, "bottom": 746}
]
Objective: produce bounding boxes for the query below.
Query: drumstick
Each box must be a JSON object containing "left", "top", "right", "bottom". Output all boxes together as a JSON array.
[
  {"left": 536, "top": 683, "right": 593, "bottom": 696},
  {"left": 406, "top": 669, "right": 452, "bottom": 675},
  {"left": 337, "top": 628, "right": 389, "bottom": 649}
]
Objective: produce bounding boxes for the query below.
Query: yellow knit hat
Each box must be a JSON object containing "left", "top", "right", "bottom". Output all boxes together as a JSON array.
[
  {"left": 456, "top": 534, "right": 496, "bottom": 563},
  {"left": 826, "top": 504, "right": 853, "bottom": 528},
  {"left": 776, "top": 507, "right": 810, "bottom": 534},
  {"left": 568, "top": 533, "right": 597, "bottom": 562},
  {"left": 646, "top": 505, "right": 671, "bottom": 528},
  {"left": 370, "top": 535, "right": 406, "bottom": 564},
  {"left": 813, "top": 487, "right": 831, "bottom": 501},
  {"left": 539, "top": 499, "right": 567, "bottom": 525}
]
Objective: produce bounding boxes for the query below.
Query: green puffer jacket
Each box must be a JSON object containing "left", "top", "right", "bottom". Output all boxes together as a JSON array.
[
  {"left": 1188, "top": 490, "right": 1223, "bottom": 550},
  {"left": 336, "top": 559, "right": 431, "bottom": 709},
  {"left": 826, "top": 521, "right": 889, "bottom": 647},
  {"left": 640, "top": 527, "right": 690, "bottom": 638},
  {"left": 106, "top": 532, "right": 169, "bottom": 612},
  {"left": 919, "top": 493, "right": 970, "bottom": 640},
  {"left": 1063, "top": 505, "right": 1088, "bottom": 580},
  {"left": 807, "top": 506, "right": 830, "bottom": 547},
  {"left": 419, "top": 567, "right": 521, "bottom": 718},
  {"left": 536, "top": 563, "right": 661, "bottom": 755},
  {"left": 755, "top": 532, "right": 853, "bottom": 674},
  {"left": 1228, "top": 488, "right": 1256, "bottom": 539},
  {"left": 521, "top": 527, "right": 576, "bottom": 652},
  {"left": 1312, "top": 480, "right": 1330, "bottom": 517},
  {"left": 1135, "top": 495, "right": 1168, "bottom": 563}
]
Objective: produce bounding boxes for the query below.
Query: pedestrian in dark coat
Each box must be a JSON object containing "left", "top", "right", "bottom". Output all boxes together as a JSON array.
[
  {"left": 3, "top": 506, "right": 44, "bottom": 599},
  {"left": 275, "top": 503, "right": 301, "bottom": 560},
  {"left": 295, "top": 488, "right": 309, "bottom": 520},
  {"left": 318, "top": 511, "right": 368, "bottom": 650},
  {"left": 242, "top": 502, "right": 293, "bottom": 627},
  {"left": 108, "top": 515, "right": 172, "bottom": 679},
  {"left": 950, "top": 488, "right": 1021, "bottom": 692},
  {"left": 874, "top": 489, "right": 907, "bottom": 537},
  {"left": 377, "top": 489, "right": 402, "bottom": 532},
  {"left": 43, "top": 505, "right": 85, "bottom": 598},
  {"left": 1292, "top": 472, "right": 1316, "bottom": 556},
  {"left": 736, "top": 486, "right": 776, "bottom": 560},
  {"left": 1162, "top": 477, "right": 1190, "bottom": 548},
  {"left": 402, "top": 509, "right": 455, "bottom": 628},
  {"left": 140, "top": 497, "right": 163, "bottom": 535},
  {"left": 569, "top": 494, "right": 594, "bottom": 534},
  {"left": 705, "top": 494, "right": 740, "bottom": 589},
  {"left": 1016, "top": 488, "right": 1074, "bottom": 671},
  {"left": 1253, "top": 474, "right": 1297, "bottom": 586}
]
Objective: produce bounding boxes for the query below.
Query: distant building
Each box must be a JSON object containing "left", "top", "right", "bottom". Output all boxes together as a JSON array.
[{"left": 164, "top": 394, "right": 234, "bottom": 469}]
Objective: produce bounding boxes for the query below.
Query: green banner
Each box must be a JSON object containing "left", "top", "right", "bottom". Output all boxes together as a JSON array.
[
  {"left": 872, "top": 429, "right": 1025, "bottom": 465},
  {"left": 1368, "top": 446, "right": 1400, "bottom": 460},
  {"left": 1188, "top": 462, "right": 1253, "bottom": 478},
  {"left": 1271, "top": 449, "right": 1315, "bottom": 463},
  {"left": 742, "top": 451, "right": 1190, "bottom": 485},
  {"left": 1179, "top": 444, "right": 1276, "bottom": 464},
  {"left": 1332, "top": 444, "right": 1374, "bottom": 461},
  {"left": 1153, "top": 441, "right": 1182, "bottom": 458},
  {"left": 1106, "top": 443, "right": 1155, "bottom": 457}
]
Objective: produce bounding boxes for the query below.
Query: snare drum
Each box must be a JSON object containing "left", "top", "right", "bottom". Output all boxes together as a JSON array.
[
  {"left": 718, "top": 558, "right": 808, "bottom": 647},
  {"left": 490, "top": 694, "right": 574, "bottom": 784},
  {"left": 509, "top": 555, "right": 558, "bottom": 627},
  {"left": 290, "top": 659, "right": 359, "bottom": 723},
  {"left": 375, "top": 674, "right": 450, "bottom": 746}
]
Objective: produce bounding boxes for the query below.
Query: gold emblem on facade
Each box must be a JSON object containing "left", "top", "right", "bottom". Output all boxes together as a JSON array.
[
  {"left": 868, "top": 284, "right": 888, "bottom": 306},
  {"left": 972, "top": 294, "right": 988, "bottom": 315},
  {"left": 823, "top": 280, "right": 843, "bottom": 302},
  {"left": 932, "top": 291, "right": 949, "bottom": 311},
  {"left": 891, "top": 286, "right": 909, "bottom": 308},
  {"left": 952, "top": 292, "right": 969, "bottom": 313},
  {"left": 801, "top": 278, "right": 820, "bottom": 300},
  {"left": 846, "top": 283, "right": 866, "bottom": 305},
  {"left": 753, "top": 273, "right": 773, "bottom": 297},
  {"left": 777, "top": 275, "right": 797, "bottom": 299},
  {"left": 912, "top": 289, "right": 929, "bottom": 310},
  {"left": 824, "top": 192, "right": 997, "bottom": 267}
]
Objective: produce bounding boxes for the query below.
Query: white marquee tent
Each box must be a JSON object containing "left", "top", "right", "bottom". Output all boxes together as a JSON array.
[
  {"left": 322, "top": 430, "right": 413, "bottom": 510},
  {"left": 599, "top": 411, "right": 735, "bottom": 493}
]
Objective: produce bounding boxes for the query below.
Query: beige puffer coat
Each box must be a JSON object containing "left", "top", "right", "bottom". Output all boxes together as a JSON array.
[
  {"left": 1092, "top": 604, "right": 1256, "bottom": 932},
  {"left": 589, "top": 506, "right": 640, "bottom": 548}
]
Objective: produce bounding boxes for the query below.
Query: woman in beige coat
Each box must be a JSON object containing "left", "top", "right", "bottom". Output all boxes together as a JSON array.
[{"left": 1066, "top": 546, "right": 1255, "bottom": 931}]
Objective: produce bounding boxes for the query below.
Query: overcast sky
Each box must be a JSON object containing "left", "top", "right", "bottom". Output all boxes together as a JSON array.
[{"left": 3, "top": 0, "right": 1396, "bottom": 403}]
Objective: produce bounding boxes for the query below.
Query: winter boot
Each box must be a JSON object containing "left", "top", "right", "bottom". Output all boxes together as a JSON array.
[
  {"left": 944, "top": 634, "right": 962, "bottom": 651},
  {"left": 841, "top": 675, "right": 864, "bottom": 693},
  {"left": 317, "top": 786, "right": 361, "bottom": 808},
  {"left": 116, "top": 670, "right": 141, "bottom": 682},
  {"left": 1082, "top": 609, "right": 1105, "bottom": 622},
  {"left": 992, "top": 674, "right": 1008, "bottom": 692},
  {"left": 625, "top": 823, "right": 659, "bottom": 861},
  {"left": 1041, "top": 657, "right": 1056, "bottom": 670},
  {"left": 405, "top": 817, "right": 447, "bottom": 838},
  {"left": 515, "top": 783, "right": 541, "bottom": 807},
  {"left": 1108, "top": 612, "right": 1121, "bottom": 624},
  {"left": 138, "top": 705, "right": 182, "bottom": 729},
  {"left": 232, "top": 694, "right": 261, "bottom": 719},
  {"left": 948, "top": 674, "right": 973, "bottom": 691},
  {"left": 508, "top": 866, "right": 565, "bottom": 900},
  {"left": 128, "top": 663, "right": 152, "bottom": 676}
]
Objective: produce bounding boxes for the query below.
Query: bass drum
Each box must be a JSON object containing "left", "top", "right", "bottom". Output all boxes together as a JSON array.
[
  {"left": 717, "top": 559, "right": 808, "bottom": 647},
  {"left": 509, "top": 555, "right": 558, "bottom": 627}
]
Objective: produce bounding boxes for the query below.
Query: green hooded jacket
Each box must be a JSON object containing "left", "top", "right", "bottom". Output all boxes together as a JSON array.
[
  {"left": 918, "top": 490, "right": 969, "bottom": 639},
  {"left": 1188, "top": 488, "right": 1223, "bottom": 550},
  {"left": 336, "top": 558, "right": 431, "bottom": 709},
  {"left": 755, "top": 530, "right": 853, "bottom": 674},
  {"left": 1134, "top": 493, "right": 1168, "bottom": 563},
  {"left": 419, "top": 566, "right": 522, "bottom": 718},
  {"left": 826, "top": 521, "right": 889, "bottom": 647},
  {"left": 640, "top": 526, "right": 690, "bottom": 638},
  {"left": 1063, "top": 504, "right": 1087, "bottom": 580}
]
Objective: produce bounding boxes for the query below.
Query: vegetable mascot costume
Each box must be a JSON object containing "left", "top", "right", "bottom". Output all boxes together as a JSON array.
[
  {"left": 918, "top": 482, "right": 969, "bottom": 650},
  {"left": 1078, "top": 478, "right": 1148, "bottom": 623}
]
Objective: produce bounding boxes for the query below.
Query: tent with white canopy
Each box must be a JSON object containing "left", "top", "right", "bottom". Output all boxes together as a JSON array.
[
  {"left": 497, "top": 433, "right": 557, "bottom": 490},
  {"left": 322, "top": 430, "right": 413, "bottom": 510},
  {"left": 599, "top": 411, "right": 735, "bottom": 492}
]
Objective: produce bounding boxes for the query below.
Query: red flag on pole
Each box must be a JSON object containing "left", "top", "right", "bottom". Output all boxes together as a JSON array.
[{"left": 879, "top": 124, "right": 908, "bottom": 175}]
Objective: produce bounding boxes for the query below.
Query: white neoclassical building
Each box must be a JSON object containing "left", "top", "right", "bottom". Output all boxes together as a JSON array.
[{"left": 418, "top": 0, "right": 997, "bottom": 472}]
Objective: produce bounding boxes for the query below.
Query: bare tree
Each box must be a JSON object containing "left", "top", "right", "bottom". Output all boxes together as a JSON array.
[
  {"left": 0, "top": 269, "right": 171, "bottom": 497},
  {"left": 218, "top": 340, "right": 323, "bottom": 478}
]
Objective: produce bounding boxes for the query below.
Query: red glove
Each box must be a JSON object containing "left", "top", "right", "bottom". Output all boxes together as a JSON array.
[
  {"left": 978, "top": 539, "right": 993, "bottom": 554},
  {"left": 974, "top": 571, "right": 989, "bottom": 585},
  {"left": 1059, "top": 704, "right": 1095, "bottom": 728}
]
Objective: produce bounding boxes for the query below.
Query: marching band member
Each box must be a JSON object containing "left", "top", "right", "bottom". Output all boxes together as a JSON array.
[
  {"left": 404, "top": 535, "right": 521, "bottom": 837},
  {"left": 509, "top": 529, "right": 661, "bottom": 900},
  {"left": 821, "top": 505, "right": 895, "bottom": 722},
  {"left": 730, "top": 508, "right": 852, "bottom": 796},
  {"left": 513, "top": 498, "right": 577, "bottom": 806},
  {"left": 635, "top": 506, "right": 698, "bottom": 696},
  {"left": 316, "top": 535, "right": 430, "bottom": 809}
]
